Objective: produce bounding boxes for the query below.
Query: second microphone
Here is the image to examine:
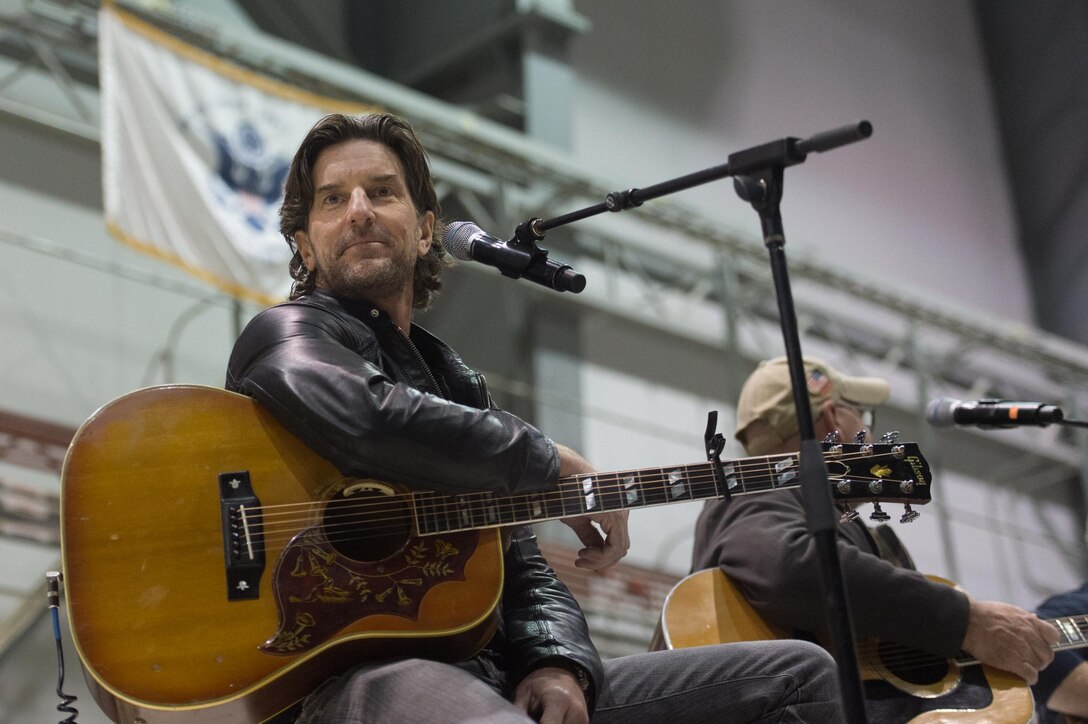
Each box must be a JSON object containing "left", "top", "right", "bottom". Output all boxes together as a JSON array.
[{"left": 444, "top": 221, "right": 587, "bottom": 293}]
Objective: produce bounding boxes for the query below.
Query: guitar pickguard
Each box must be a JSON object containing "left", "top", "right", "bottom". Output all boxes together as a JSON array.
[{"left": 261, "top": 528, "right": 479, "bottom": 654}]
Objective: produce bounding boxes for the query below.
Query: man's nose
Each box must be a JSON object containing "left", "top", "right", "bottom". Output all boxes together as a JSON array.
[{"left": 346, "top": 188, "right": 375, "bottom": 224}]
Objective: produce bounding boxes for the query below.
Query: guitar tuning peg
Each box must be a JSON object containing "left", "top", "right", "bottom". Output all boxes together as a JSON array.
[
  {"left": 838, "top": 504, "right": 860, "bottom": 523},
  {"left": 823, "top": 431, "right": 841, "bottom": 443},
  {"left": 900, "top": 504, "right": 919, "bottom": 524},
  {"left": 852, "top": 430, "right": 868, "bottom": 444},
  {"left": 878, "top": 430, "right": 900, "bottom": 443},
  {"left": 869, "top": 503, "right": 891, "bottom": 522}
]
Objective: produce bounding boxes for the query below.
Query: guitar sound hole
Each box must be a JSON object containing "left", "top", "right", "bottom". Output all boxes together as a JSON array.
[
  {"left": 877, "top": 641, "right": 950, "bottom": 685},
  {"left": 323, "top": 489, "right": 411, "bottom": 562}
]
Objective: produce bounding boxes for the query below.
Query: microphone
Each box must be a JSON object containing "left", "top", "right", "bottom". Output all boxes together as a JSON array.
[
  {"left": 925, "top": 398, "right": 1064, "bottom": 428},
  {"left": 444, "top": 221, "right": 586, "bottom": 293}
]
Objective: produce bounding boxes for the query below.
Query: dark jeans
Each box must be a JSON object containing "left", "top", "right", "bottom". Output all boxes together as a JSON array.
[{"left": 295, "top": 640, "right": 842, "bottom": 723}]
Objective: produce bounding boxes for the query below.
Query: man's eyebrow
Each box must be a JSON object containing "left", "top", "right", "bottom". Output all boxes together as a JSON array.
[{"left": 314, "top": 174, "right": 401, "bottom": 194}]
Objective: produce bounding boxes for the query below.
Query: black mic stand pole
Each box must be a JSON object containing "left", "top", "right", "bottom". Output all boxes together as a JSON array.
[
  {"left": 514, "top": 121, "right": 873, "bottom": 723},
  {"left": 729, "top": 142, "right": 868, "bottom": 724}
]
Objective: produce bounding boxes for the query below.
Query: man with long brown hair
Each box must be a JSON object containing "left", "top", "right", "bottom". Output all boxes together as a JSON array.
[{"left": 227, "top": 113, "right": 842, "bottom": 723}]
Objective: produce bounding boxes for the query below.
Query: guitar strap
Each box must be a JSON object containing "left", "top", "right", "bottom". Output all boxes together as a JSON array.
[{"left": 867, "top": 524, "right": 917, "bottom": 571}]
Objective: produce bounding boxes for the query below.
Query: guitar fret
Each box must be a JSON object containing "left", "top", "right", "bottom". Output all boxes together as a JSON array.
[
  {"left": 641, "top": 468, "right": 670, "bottom": 506},
  {"left": 457, "top": 495, "right": 475, "bottom": 530},
  {"left": 666, "top": 467, "right": 690, "bottom": 501},
  {"left": 594, "top": 474, "right": 623, "bottom": 512},
  {"left": 620, "top": 472, "right": 642, "bottom": 508},
  {"left": 482, "top": 493, "right": 500, "bottom": 526},
  {"left": 773, "top": 455, "right": 798, "bottom": 487},
  {"left": 721, "top": 462, "right": 743, "bottom": 494},
  {"left": 415, "top": 492, "right": 441, "bottom": 535},
  {"left": 1057, "top": 616, "right": 1086, "bottom": 646},
  {"left": 442, "top": 494, "right": 459, "bottom": 531},
  {"left": 529, "top": 492, "right": 558, "bottom": 520},
  {"left": 559, "top": 478, "right": 586, "bottom": 517},
  {"left": 689, "top": 463, "right": 718, "bottom": 500},
  {"left": 517, "top": 493, "right": 546, "bottom": 522},
  {"left": 496, "top": 495, "right": 517, "bottom": 526},
  {"left": 579, "top": 475, "right": 598, "bottom": 513}
]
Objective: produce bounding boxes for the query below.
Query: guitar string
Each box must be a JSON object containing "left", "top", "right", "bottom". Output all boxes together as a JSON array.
[
  {"left": 134, "top": 463, "right": 905, "bottom": 555},
  {"left": 249, "top": 448, "right": 906, "bottom": 522},
  {"left": 226, "top": 452, "right": 923, "bottom": 545},
  {"left": 244, "top": 452, "right": 917, "bottom": 543},
  {"left": 252, "top": 461, "right": 899, "bottom": 533},
  {"left": 851, "top": 618, "right": 1088, "bottom": 673}
]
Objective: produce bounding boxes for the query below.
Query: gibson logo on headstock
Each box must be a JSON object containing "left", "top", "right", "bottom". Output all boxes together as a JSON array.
[{"left": 906, "top": 456, "right": 928, "bottom": 485}]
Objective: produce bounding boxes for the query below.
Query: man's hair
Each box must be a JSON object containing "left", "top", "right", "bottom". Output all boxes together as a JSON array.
[{"left": 279, "top": 113, "right": 447, "bottom": 305}]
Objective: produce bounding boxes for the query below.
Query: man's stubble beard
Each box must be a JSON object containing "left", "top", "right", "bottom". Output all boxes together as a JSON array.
[{"left": 314, "top": 247, "right": 416, "bottom": 302}]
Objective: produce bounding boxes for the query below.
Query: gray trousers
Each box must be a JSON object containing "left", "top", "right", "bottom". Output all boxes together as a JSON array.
[{"left": 294, "top": 641, "right": 843, "bottom": 723}]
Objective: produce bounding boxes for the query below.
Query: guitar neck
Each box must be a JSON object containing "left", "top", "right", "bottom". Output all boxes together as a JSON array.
[
  {"left": 953, "top": 613, "right": 1088, "bottom": 666},
  {"left": 1052, "top": 614, "right": 1088, "bottom": 652},
  {"left": 413, "top": 453, "right": 804, "bottom": 535}
]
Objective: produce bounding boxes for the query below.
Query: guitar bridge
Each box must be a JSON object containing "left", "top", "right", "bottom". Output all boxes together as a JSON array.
[{"left": 219, "top": 471, "right": 265, "bottom": 601}]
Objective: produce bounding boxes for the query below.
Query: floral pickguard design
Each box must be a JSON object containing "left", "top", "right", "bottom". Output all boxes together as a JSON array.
[{"left": 261, "top": 527, "right": 478, "bottom": 654}]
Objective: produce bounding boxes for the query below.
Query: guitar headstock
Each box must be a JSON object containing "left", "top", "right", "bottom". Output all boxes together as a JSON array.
[{"left": 823, "top": 441, "right": 932, "bottom": 520}]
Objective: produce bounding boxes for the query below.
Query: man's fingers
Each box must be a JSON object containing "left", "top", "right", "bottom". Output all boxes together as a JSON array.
[
  {"left": 512, "top": 686, "right": 532, "bottom": 713},
  {"left": 562, "top": 517, "right": 604, "bottom": 548},
  {"left": 1012, "top": 662, "right": 1038, "bottom": 685}
]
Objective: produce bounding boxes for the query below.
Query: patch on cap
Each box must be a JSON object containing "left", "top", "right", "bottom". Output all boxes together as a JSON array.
[{"left": 806, "top": 369, "right": 833, "bottom": 397}]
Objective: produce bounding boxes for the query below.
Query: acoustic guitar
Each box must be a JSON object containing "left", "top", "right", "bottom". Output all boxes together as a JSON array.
[
  {"left": 60, "top": 384, "right": 933, "bottom": 723},
  {"left": 657, "top": 568, "right": 1088, "bottom": 723}
]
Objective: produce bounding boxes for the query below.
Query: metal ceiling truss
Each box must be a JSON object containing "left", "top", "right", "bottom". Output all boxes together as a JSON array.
[{"left": 1, "top": 0, "right": 1083, "bottom": 458}]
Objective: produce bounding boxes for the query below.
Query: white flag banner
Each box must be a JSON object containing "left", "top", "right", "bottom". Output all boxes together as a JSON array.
[{"left": 100, "top": 5, "right": 376, "bottom": 304}]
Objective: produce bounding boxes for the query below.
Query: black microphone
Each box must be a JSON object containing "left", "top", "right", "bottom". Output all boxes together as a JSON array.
[
  {"left": 925, "top": 398, "right": 1064, "bottom": 428},
  {"left": 444, "top": 221, "right": 586, "bottom": 293}
]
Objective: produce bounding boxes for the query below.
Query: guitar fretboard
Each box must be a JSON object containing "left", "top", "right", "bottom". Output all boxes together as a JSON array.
[
  {"left": 412, "top": 453, "right": 808, "bottom": 535},
  {"left": 1054, "top": 614, "right": 1088, "bottom": 651}
]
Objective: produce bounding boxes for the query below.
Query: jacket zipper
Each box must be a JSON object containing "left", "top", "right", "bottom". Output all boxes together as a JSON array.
[{"left": 397, "top": 328, "right": 446, "bottom": 399}]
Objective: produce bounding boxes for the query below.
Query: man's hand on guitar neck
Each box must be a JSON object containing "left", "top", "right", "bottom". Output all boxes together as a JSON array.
[
  {"left": 556, "top": 444, "right": 631, "bottom": 571},
  {"left": 962, "top": 599, "right": 1060, "bottom": 684}
]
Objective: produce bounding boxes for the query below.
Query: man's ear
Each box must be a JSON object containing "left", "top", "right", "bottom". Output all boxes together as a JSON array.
[
  {"left": 416, "top": 211, "right": 435, "bottom": 257},
  {"left": 294, "top": 230, "right": 314, "bottom": 271},
  {"left": 816, "top": 399, "right": 840, "bottom": 439}
]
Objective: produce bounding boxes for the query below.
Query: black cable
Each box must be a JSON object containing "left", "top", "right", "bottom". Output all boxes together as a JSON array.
[{"left": 46, "top": 571, "right": 78, "bottom": 723}]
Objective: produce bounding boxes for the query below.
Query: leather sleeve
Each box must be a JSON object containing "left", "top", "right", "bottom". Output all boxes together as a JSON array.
[
  {"left": 501, "top": 526, "right": 603, "bottom": 712},
  {"left": 691, "top": 490, "right": 971, "bottom": 657},
  {"left": 225, "top": 303, "right": 558, "bottom": 495}
]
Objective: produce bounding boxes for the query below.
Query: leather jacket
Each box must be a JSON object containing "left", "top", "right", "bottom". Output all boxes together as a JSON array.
[{"left": 226, "top": 288, "right": 603, "bottom": 707}]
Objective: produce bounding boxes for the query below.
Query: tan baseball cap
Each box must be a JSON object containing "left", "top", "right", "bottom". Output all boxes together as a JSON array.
[{"left": 736, "top": 356, "right": 890, "bottom": 455}]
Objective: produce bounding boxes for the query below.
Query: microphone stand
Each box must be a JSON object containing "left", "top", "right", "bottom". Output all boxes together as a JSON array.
[{"left": 516, "top": 121, "right": 873, "bottom": 723}]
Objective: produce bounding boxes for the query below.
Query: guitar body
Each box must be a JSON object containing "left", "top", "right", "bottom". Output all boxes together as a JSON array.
[
  {"left": 61, "top": 385, "right": 937, "bottom": 722},
  {"left": 61, "top": 385, "right": 503, "bottom": 723},
  {"left": 659, "top": 569, "right": 1035, "bottom": 724}
]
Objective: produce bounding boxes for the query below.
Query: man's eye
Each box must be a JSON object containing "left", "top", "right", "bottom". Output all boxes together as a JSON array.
[
  {"left": 323, "top": 194, "right": 342, "bottom": 205},
  {"left": 374, "top": 186, "right": 393, "bottom": 197}
]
